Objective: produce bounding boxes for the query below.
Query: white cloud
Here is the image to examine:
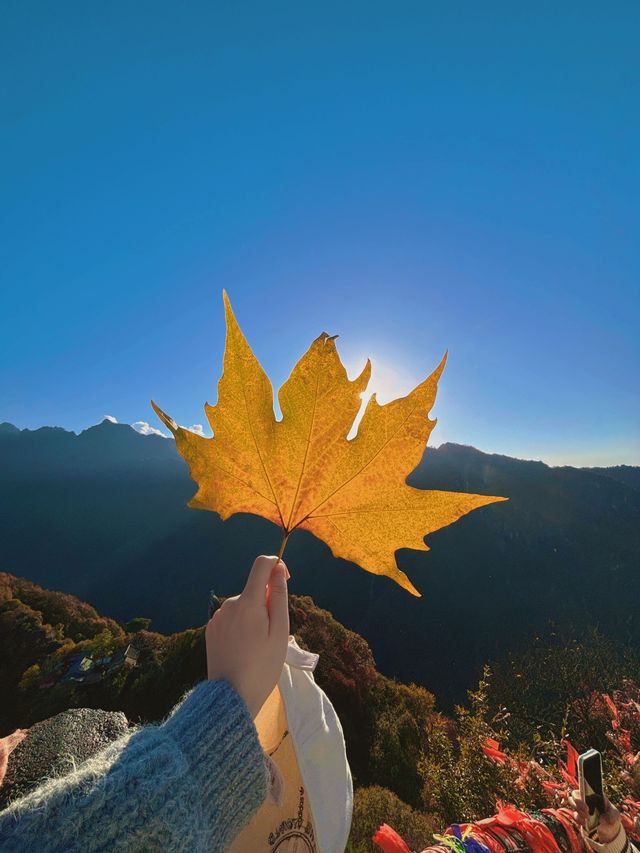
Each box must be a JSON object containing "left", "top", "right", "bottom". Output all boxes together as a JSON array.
[
  {"left": 184, "top": 424, "right": 205, "bottom": 436},
  {"left": 132, "top": 420, "right": 169, "bottom": 438},
  {"left": 98, "top": 415, "right": 205, "bottom": 439}
]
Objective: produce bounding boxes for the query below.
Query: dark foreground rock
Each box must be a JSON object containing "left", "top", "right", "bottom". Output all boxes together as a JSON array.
[{"left": 0, "top": 708, "right": 129, "bottom": 809}]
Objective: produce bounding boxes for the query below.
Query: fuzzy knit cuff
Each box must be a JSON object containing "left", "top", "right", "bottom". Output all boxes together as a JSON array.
[
  {"left": 163, "top": 679, "right": 270, "bottom": 848},
  {"left": 586, "top": 826, "right": 631, "bottom": 853}
]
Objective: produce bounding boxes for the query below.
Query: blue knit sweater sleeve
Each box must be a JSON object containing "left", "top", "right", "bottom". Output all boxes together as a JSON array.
[{"left": 0, "top": 679, "right": 269, "bottom": 853}]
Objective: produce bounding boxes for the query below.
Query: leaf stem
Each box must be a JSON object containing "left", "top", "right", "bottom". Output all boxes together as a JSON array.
[{"left": 277, "top": 531, "right": 290, "bottom": 561}]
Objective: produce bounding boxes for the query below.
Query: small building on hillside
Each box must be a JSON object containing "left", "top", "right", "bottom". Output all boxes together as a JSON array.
[
  {"left": 124, "top": 644, "right": 140, "bottom": 667},
  {"left": 110, "top": 643, "right": 140, "bottom": 671},
  {"left": 61, "top": 654, "right": 94, "bottom": 683}
]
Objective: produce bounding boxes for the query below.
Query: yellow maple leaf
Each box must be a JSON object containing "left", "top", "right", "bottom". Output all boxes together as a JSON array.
[{"left": 152, "top": 292, "right": 506, "bottom": 596}]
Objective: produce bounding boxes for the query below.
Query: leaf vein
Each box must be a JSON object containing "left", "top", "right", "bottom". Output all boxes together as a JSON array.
[{"left": 294, "top": 391, "right": 433, "bottom": 528}]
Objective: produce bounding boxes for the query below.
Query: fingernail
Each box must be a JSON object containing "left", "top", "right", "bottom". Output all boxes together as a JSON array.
[{"left": 278, "top": 561, "right": 290, "bottom": 580}]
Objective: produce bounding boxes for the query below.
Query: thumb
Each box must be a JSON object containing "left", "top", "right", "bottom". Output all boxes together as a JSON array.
[{"left": 267, "top": 560, "right": 289, "bottom": 640}]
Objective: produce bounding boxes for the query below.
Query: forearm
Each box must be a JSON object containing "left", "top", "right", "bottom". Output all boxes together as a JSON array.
[{"left": 0, "top": 680, "right": 269, "bottom": 853}]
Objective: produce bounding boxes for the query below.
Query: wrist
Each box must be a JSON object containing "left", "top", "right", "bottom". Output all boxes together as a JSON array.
[
  {"left": 213, "top": 674, "right": 259, "bottom": 719},
  {"left": 590, "top": 824, "right": 628, "bottom": 853},
  {"left": 598, "top": 821, "right": 623, "bottom": 844}
]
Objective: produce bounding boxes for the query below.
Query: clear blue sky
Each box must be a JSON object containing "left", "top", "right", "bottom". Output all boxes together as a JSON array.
[{"left": 1, "top": 3, "right": 638, "bottom": 466}]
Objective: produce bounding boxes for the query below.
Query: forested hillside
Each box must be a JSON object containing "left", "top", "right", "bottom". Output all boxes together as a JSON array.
[
  {"left": 2, "top": 573, "right": 640, "bottom": 851},
  {"left": 0, "top": 573, "right": 437, "bottom": 809}
]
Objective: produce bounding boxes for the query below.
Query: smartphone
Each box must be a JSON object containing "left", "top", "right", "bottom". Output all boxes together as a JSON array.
[{"left": 578, "top": 749, "right": 605, "bottom": 835}]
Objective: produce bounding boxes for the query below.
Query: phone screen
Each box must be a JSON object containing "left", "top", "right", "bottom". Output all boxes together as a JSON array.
[{"left": 581, "top": 751, "right": 604, "bottom": 833}]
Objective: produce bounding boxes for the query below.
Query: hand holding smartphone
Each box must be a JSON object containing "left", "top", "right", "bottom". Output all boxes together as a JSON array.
[{"left": 578, "top": 749, "right": 605, "bottom": 836}]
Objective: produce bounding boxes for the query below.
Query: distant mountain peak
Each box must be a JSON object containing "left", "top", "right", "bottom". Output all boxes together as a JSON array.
[
  {"left": 433, "top": 442, "right": 549, "bottom": 468},
  {"left": 96, "top": 420, "right": 118, "bottom": 429},
  {"left": 0, "top": 422, "right": 20, "bottom": 435},
  {"left": 85, "top": 418, "right": 169, "bottom": 439},
  {"left": 78, "top": 421, "right": 143, "bottom": 445}
]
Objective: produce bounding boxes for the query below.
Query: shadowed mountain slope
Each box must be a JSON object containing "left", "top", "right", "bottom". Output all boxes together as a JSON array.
[{"left": 1, "top": 421, "right": 638, "bottom": 705}]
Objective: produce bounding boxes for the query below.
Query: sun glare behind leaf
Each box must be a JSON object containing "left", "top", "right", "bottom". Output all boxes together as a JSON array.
[{"left": 345, "top": 354, "right": 424, "bottom": 439}]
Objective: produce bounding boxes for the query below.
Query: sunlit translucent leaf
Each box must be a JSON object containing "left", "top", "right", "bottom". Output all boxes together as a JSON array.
[{"left": 153, "top": 293, "right": 506, "bottom": 596}]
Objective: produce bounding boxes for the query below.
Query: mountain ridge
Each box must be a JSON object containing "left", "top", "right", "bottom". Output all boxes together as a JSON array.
[
  {"left": 1, "top": 420, "right": 638, "bottom": 705},
  {"left": 3, "top": 419, "right": 637, "bottom": 476}
]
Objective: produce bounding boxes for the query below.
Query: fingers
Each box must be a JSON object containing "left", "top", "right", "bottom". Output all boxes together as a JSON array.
[
  {"left": 242, "top": 555, "right": 280, "bottom": 603},
  {"left": 266, "top": 559, "right": 289, "bottom": 640},
  {"left": 569, "top": 790, "right": 584, "bottom": 808},
  {"left": 570, "top": 790, "right": 589, "bottom": 825}
]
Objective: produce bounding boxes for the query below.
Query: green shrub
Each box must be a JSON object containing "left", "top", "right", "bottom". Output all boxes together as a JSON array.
[
  {"left": 126, "top": 617, "right": 152, "bottom": 633},
  {"left": 349, "top": 785, "right": 437, "bottom": 852},
  {"left": 419, "top": 668, "right": 549, "bottom": 825}
]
